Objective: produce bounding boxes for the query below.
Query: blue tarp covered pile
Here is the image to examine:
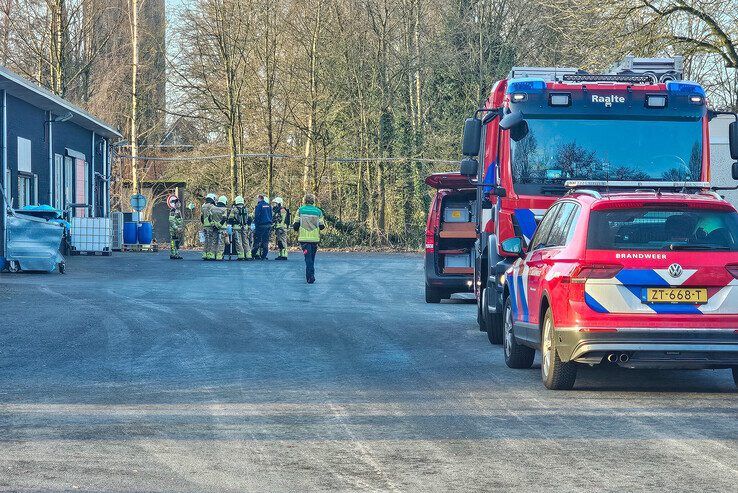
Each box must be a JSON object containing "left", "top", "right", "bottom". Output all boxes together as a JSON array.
[{"left": 3, "top": 205, "right": 65, "bottom": 273}]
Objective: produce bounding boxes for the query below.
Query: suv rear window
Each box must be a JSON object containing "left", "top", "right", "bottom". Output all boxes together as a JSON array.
[{"left": 587, "top": 208, "right": 738, "bottom": 251}]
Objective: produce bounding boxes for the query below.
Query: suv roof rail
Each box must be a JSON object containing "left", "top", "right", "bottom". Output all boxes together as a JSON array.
[
  {"left": 565, "top": 188, "right": 601, "bottom": 199},
  {"left": 564, "top": 180, "right": 709, "bottom": 189}
]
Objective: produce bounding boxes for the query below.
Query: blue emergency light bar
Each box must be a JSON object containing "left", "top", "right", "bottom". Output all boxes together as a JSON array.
[
  {"left": 506, "top": 78, "right": 546, "bottom": 94},
  {"left": 666, "top": 81, "right": 705, "bottom": 97}
]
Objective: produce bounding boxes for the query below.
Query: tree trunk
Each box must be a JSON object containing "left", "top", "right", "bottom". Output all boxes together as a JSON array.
[
  {"left": 130, "top": 0, "right": 139, "bottom": 194},
  {"left": 302, "top": 0, "right": 322, "bottom": 196}
]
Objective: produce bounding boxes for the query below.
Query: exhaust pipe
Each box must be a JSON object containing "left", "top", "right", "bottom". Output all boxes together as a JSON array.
[
  {"left": 619, "top": 353, "right": 630, "bottom": 363},
  {"left": 607, "top": 353, "right": 618, "bottom": 363}
]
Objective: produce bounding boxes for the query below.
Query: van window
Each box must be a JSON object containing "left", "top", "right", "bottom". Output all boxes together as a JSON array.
[{"left": 587, "top": 208, "right": 738, "bottom": 251}]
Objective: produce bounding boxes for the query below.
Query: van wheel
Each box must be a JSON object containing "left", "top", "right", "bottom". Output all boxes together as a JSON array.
[
  {"left": 732, "top": 367, "right": 738, "bottom": 388},
  {"left": 503, "top": 297, "right": 535, "bottom": 369},
  {"left": 541, "top": 306, "right": 577, "bottom": 390},
  {"left": 425, "top": 285, "right": 442, "bottom": 304}
]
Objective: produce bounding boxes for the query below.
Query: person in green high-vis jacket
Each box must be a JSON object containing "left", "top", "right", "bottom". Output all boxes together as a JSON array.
[{"left": 292, "top": 193, "right": 325, "bottom": 284}]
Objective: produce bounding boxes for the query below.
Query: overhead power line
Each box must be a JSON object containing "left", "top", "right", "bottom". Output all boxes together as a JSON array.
[{"left": 114, "top": 151, "right": 458, "bottom": 165}]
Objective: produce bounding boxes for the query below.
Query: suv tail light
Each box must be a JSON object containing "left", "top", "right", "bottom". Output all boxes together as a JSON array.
[
  {"left": 425, "top": 231, "right": 435, "bottom": 253},
  {"left": 570, "top": 264, "right": 623, "bottom": 283},
  {"left": 726, "top": 264, "right": 738, "bottom": 279}
]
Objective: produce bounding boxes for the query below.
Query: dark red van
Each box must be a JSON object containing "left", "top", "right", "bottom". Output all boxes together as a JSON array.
[{"left": 425, "top": 173, "right": 476, "bottom": 303}]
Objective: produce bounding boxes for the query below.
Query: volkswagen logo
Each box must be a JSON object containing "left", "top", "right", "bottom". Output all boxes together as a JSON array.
[{"left": 668, "top": 263, "right": 683, "bottom": 278}]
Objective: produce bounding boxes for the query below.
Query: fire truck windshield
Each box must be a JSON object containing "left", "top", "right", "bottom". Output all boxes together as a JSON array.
[{"left": 510, "top": 116, "right": 703, "bottom": 195}]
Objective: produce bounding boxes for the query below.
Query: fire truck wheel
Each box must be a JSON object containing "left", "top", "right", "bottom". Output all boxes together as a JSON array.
[
  {"left": 425, "top": 285, "right": 443, "bottom": 304},
  {"left": 503, "top": 297, "right": 534, "bottom": 369},
  {"left": 485, "top": 312, "right": 503, "bottom": 345},
  {"left": 483, "top": 287, "right": 503, "bottom": 345},
  {"left": 732, "top": 367, "right": 738, "bottom": 388},
  {"left": 477, "top": 286, "right": 486, "bottom": 330},
  {"left": 541, "top": 307, "right": 577, "bottom": 390}
]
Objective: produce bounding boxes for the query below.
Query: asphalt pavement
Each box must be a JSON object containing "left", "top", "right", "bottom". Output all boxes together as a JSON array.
[{"left": 0, "top": 252, "right": 737, "bottom": 492}]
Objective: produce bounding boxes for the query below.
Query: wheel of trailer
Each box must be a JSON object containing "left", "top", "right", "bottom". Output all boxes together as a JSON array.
[
  {"left": 503, "top": 297, "right": 535, "bottom": 369},
  {"left": 425, "top": 285, "right": 442, "bottom": 304},
  {"left": 732, "top": 367, "right": 738, "bottom": 388},
  {"left": 7, "top": 260, "right": 19, "bottom": 273},
  {"left": 58, "top": 262, "right": 66, "bottom": 274},
  {"left": 541, "top": 306, "right": 577, "bottom": 390},
  {"left": 483, "top": 285, "right": 503, "bottom": 345}
]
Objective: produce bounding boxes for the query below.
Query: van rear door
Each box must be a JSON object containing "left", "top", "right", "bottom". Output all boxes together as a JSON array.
[{"left": 425, "top": 173, "right": 472, "bottom": 190}]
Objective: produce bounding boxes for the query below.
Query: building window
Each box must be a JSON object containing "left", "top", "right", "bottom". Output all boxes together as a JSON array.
[
  {"left": 18, "top": 173, "right": 37, "bottom": 208},
  {"left": 54, "top": 154, "right": 63, "bottom": 210},
  {"left": 5, "top": 169, "right": 10, "bottom": 207},
  {"left": 17, "top": 137, "right": 31, "bottom": 173},
  {"left": 64, "top": 156, "right": 73, "bottom": 210}
]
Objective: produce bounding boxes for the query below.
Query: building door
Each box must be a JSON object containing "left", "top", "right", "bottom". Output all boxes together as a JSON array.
[{"left": 74, "top": 158, "right": 88, "bottom": 217}]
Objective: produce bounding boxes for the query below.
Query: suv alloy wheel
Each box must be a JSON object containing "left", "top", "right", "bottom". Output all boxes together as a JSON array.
[{"left": 541, "top": 307, "right": 577, "bottom": 390}]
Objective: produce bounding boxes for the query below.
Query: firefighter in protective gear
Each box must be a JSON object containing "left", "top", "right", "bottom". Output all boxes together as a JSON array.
[
  {"left": 228, "top": 195, "right": 252, "bottom": 260},
  {"left": 208, "top": 195, "right": 229, "bottom": 260},
  {"left": 200, "top": 193, "right": 217, "bottom": 260},
  {"left": 169, "top": 197, "right": 184, "bottom": 260},
  {"left": 271, "top": 196, "right": 290, "bottom": 260}
]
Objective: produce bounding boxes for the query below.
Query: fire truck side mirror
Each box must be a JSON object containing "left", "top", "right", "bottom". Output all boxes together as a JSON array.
[
  {"left": 460, "top": 157, "right": 478, "bottom": 177},
  {"left": 500, "top": 111, "right": 529, "bottom": 142},
  {"left": 499, "top": 111, "right": 523, "bottom": 130},
  {"left": 462, "top": 118, "right": 482, "bottom": 156},
  {"left": 729, "top": 121, "right": 738, "bottom": 161}
]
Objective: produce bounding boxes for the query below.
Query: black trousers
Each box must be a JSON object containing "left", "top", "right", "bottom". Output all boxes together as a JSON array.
[
  {"left": 252, "top": 224, "right": 271, "bottom": 259},
  {"left": 301, "top": 242, "right": 318, "bottom": 279}
]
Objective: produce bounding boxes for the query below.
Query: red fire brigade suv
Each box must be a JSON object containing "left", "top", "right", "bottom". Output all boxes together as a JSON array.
[{"left": 500, "top": 182, "right": 738, "bottom": 390}]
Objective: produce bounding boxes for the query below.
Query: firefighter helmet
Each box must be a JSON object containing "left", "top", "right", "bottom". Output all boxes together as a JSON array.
[
  {"left": 234, "top": 195, "right": 245, "bottom": 205},
  {"left": 217, "top": 195, "right": 228, "bottom": 206}
]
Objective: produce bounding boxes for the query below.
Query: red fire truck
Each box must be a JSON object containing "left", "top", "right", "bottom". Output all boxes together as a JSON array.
[{"left": 458, "top": 56, "right": 738, "bottom": 345}]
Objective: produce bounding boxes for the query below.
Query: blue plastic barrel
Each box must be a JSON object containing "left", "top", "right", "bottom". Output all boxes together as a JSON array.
[
  {"left": 137, "top": 221, "right": 153, "bottom": 244},
  {"left": 123, "top": 222, "right": 138, "bottom": 244}
]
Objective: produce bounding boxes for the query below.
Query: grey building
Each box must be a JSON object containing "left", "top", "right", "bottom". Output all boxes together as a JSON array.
[{"left": 0, "top": 66, "right": 123, "bottom": 257}]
